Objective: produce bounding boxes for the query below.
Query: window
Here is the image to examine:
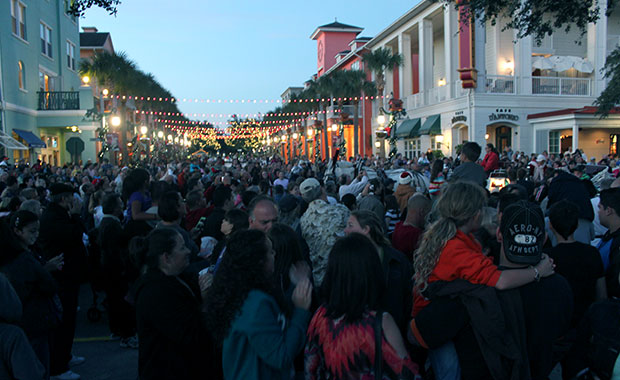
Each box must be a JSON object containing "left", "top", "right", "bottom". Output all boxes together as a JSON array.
[
  {"left": 11, "top": 0, "right": 27, "bottom": 40},
  {"left": 404, "top": 138, "right": 421, "bottom": 160},
  {"left": 549, "top": 131, "right": 560, "bottom": 155},
  {"left": 431, "top": 136, "right": 437, "bottom": 150},
  {"left": 40, "top": 23, "right": 52, "bottom": 58},
  {"left": 351, "top": 61, "right": 360, "bottom": 71},
  {"left": 66, "top": 41, "right": 76, "bottom": 70},
  {"left": 18, "top": 61, "right": 25, "bottom": 90}
]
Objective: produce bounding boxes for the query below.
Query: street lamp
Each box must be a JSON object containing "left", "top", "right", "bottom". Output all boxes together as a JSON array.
[
  {"left": 157, "top": 131, "right": 164, "bottom": 139},
  {"left": 167, "top": 134, "right": 173, "bottom": 141},
  {"left": 307, "top": 129, "right": 313, "bottom": 137},
  {"left": 111, "top": 116, "right": 121, "bottom": 127},
  {"left": 102, "top": 88, "right": 109, "bottom": 97},
  {"left": 375, "top": 96, "right": 406, "bottom": 161},
  {"left": 293, "top": 132, "right": 298, "bottom": 140},
  {"left": 331, "top": 124, "right": 338, "bottom": 132},
  {"left": 140, "top": 126, "right": 148, "bottom": 136},
  {"left": 82, "top": 76, "right": 90, "bottom": 85}
]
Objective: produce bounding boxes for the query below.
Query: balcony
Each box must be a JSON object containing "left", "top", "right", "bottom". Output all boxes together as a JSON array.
[
  {"left": 38, "top": 91, "right": 80, "bottom": 111},
  {"left": 532, "top": 77, "right": 591, "bottom": 96},
  {"left": 485, "top": 75, "right": 516, "bottom": 94}
]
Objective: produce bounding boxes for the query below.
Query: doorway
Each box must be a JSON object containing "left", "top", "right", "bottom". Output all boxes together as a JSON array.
[{"left": 495, "top": 126, "right": 512, "bottom": 152}]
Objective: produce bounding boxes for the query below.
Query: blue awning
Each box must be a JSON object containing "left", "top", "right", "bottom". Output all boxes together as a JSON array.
[{"left": 13, "top": 129, "right": 46, "bottom": 148}]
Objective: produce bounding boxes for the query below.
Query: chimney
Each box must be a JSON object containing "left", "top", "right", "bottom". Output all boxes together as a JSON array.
[{"left": 81, "top": 27, "right": 98, "bottom": 33}]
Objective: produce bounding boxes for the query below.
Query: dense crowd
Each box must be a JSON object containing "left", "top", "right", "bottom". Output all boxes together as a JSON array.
[{"left": 1, "top": 140, "right": 620, "bottom": 380}]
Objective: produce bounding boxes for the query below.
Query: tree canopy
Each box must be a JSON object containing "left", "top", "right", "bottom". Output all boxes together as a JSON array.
[{"left": 67, "top": 0, "right": 121, "bottom": 16}]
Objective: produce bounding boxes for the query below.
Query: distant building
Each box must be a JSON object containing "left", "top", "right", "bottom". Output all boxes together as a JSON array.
[{"left": 280, "top": 87, "right": 303, "bottom": 103}]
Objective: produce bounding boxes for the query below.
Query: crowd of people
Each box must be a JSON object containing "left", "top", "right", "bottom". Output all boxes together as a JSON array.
[{"left": 0, "top": 139, "right": 620, "bottom": 380}]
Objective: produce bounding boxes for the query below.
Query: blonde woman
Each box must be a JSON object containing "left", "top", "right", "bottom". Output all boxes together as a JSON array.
[
  {"left": 413, "top": 181, "right": 554, "bottom": 315},
  {"left": 411, "top": 182, "right": 555, "bottom": 379}
]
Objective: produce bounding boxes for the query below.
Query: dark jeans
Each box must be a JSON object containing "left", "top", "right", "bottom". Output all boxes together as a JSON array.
[
  {"left": 49, "top": 284, "right": 79, "bottom": 376},
  {"left": 30, "top": 333, "right": 50, "bottom": 380}
]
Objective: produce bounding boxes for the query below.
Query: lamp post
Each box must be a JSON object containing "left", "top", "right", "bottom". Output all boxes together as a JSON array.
[{"left": 375, "top": 96, "right": 406, "bottom": 161}]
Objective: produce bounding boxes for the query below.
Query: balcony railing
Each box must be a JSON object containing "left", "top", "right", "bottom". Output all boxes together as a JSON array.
[
  {"left": 532, "top": 77, "right": 591, "bottom": 96},
  {"left": 38, "top": 91, "right": 80, "bottom": 110},
  {"left": 485, "top": 75, "right": 516, "bottom": 94}
]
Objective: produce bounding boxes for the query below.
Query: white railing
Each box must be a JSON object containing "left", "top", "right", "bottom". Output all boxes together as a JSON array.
[
  {"left": 428, "top": 85, "right": 449, "bottom": 104},
  {"left": 406, "top": 93, "right": 423, "bottom": 110},
  {"left": 484, "top": 75, "right": 516, "bottom": 94},
  {"left": 532, "top": 76, "right": 591, "bottom": 96},
  {"left": 455, "top": 80, "right": 469, "bottom": 97}
]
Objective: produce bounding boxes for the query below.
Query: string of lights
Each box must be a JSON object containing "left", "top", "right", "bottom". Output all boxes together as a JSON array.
[
  {"left": 110, "top": 94, "right": 386, "bottom": 104},
  {"left": 134, "top": 109, "right": 340, "bottom": 118}
]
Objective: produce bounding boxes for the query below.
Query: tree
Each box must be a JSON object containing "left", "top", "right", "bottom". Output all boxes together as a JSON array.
[
  {"left": 362, "top": 47, "right": 403, "bottom": 98},
  {"left": 67, "top": 0, "right": 121, "bottom": 16},
  {"left": 440, "top": 0, "right": 618, "bottom": 116},
  {"left": 329, "top": 70, "right": 377, "bottom": 156}
]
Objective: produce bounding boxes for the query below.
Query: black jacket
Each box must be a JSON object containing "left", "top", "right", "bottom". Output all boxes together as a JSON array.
[
  {"left": 134, "top": 269, "right": 217, "bottom": 380},
  {"left": 547, "top": 171, "right": 594, "bottom": 221},
  {"left": 97, "top": 216, "right": 130, "bottom": 281},
  {"left": 38, "top": 202, "right": 87, "bottom": 285},
  {"left": 380, "top": 246, "right": 413, "bottom": 336}
]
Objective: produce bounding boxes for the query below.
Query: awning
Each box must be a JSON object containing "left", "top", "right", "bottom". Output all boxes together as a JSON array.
[
  {"left": 395, "top": 118, "right": 421, "bottom": 138},
  {"left": 0, "top": 131, "right": 28, "bottom": 150},
  {"left": 532, "top": 55, "right": 594, "bottom": 73},
  {"left": 419, "top": 114, "right": 441, "bottom": 135},
  {"left": 13, "top": 129, "right": 46, "bottom": 148}
]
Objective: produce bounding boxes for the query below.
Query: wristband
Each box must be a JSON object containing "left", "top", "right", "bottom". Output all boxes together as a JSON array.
[{"left": 530, "top": 265, "right": 541, "bottom": 282}]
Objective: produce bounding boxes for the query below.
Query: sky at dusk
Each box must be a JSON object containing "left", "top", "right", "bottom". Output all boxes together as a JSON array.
[{"left": 82, "top": 0, "right": 419, "bottom": 124}]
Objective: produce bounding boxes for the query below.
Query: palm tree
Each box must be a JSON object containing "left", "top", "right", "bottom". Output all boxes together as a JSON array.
[
  {"left": 362, "top": 47, "right": 403, "bottom": 99},
  {"left": 329, "top": 70, "right": 377, "bottom": 156}
]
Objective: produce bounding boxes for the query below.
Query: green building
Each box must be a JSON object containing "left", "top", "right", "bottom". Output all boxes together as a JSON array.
[{"left": 1, "top": 0, "right": 97, "bottom": 165}]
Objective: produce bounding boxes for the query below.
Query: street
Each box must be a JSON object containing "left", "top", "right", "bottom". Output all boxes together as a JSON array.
[{"left": 71, "top": 285, "right": 138, "bottom": 380}]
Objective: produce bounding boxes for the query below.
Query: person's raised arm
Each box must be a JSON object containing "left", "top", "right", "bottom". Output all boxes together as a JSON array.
[{"left": 495, "top": 254, "right": 555, "bottom": 290}]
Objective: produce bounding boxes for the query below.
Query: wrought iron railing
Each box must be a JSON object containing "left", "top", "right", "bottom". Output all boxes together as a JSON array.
[{"left": 37, "top": 91, "right": 80, "bottom": 110}]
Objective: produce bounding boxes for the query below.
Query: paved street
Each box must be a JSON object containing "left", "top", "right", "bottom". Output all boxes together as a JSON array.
[{"left": 70, "top": 285, "right": 138, "bottom": 380}]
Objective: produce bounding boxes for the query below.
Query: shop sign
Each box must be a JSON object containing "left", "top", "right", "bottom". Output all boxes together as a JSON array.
[{"left": 489, "top": 113, "right": 519, "bottom": 122}]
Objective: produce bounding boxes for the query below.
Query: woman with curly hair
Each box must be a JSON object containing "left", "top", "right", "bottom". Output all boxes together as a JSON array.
[
  {"left": 205, "top": 229, "right": 312, "bottom": 380},
  {"left": 305, "top": 233, "right": 420, "bottom": 379}
]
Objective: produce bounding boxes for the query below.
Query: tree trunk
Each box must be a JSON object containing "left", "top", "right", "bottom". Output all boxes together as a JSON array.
[{"left": 322, "top": 102, "right": 329, "bottom": 160}]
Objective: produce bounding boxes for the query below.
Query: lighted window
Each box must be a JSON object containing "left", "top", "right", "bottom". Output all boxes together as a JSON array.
[
  {"left": 11, "top": 0, "right": 27, "bottom": 40},
  {"left": 66, "top": 41, "right": 76, "bottom": 70},
  {"left": 18, "top": 61, "right": 25, "bottom": 90},
  {"left": 40, "top": 23, "right": 52, "bottom": 58},
  {"left": 404, "top": 138, "right": 421, "bottom": 160}
]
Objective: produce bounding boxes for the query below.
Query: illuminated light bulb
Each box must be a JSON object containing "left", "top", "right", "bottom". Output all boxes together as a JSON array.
[
  {"left": 157, "top": 131, "right": 164, "bottom": 138},
  {"left": 111, "top": 116, "right": 121, "bottom": 126},
  {"left": 377, "top": 114, "right": 386, "bottom": 125}
]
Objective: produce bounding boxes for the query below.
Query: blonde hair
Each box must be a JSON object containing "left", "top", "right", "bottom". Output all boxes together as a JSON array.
[{"left": 413, "top": 182, "right": 486, "bottom": 291}]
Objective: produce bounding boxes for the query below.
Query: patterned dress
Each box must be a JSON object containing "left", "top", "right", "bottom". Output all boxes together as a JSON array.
[{"left": 305, "top": 306, "right": 420, "bottom": 380}]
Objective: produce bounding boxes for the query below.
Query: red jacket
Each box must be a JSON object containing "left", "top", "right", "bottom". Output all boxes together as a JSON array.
[
  {"left": 413, "top": 230, "right": 501, "bottom": 316},
  {"left": 482, "top": 151, "right": 499, "bottom": 173}
]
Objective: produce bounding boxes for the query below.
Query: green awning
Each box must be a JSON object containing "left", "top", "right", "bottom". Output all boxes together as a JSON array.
[
  {"left": 419, "top": 114, "right": 441, "bottom": 135},
  {"left": 395, "top": 118, "right": 421, "bottom": 138}
]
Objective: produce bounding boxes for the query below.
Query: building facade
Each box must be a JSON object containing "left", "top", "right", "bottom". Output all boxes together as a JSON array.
[
  {"left": 364, "top": 0, "right": 617, "bottom": 160},
  {"left": 1, "top": 0, "right": 97, "bottom": 165}
]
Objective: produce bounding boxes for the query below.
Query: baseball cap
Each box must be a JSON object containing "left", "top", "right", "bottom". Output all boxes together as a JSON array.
[
  {"left": 500, "top": 201, "right": 546, "bottom": 265},
  {"left": 278, "top": 194, "right": 299, "bottom": 213},
  {"left": 299, "top": 178, "right": 320, "bottom": 201},
  {"left": 536, "top": 154, "right": 546, "bottom": 162}
]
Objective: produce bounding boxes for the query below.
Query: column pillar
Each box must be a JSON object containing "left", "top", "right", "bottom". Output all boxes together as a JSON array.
[
  {"left": 444, "top": 4, "right": 458, "bottom": 98},
  {"left": 514, "top": 33, "right": 533, "bottom": 94},
  {"left": 419, "top": 19, "right": 434, "bottom": 103},
  {"left": 588, "top": 0, "right": 608, "bottom": 97},
  {"left": 399, "top": 33, "right": 413, "bottom": 98},
  {"left": 572, "top": 124, "right": 579, "bottom": 152}
]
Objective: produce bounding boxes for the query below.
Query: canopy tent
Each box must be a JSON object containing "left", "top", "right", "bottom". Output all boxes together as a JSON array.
[
  {"left": 0, "top": 130, "right": 28, "bottom": 150},
  {"left": 532, "top": 55, "right": 594, "bottom": 73}
]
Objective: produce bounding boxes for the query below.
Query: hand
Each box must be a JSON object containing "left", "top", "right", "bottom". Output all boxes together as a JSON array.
[
  {"left": 289, "top": 261, "right": 310, "bottom": 286},
  {"left": 199, "top": 272, "right": 214, "bottom": 294},
  {"left": 190, "top": 226, "right": 202, "bottom": 240},
  {"left": 45, "top": 254, "right": 64, "bottom": 272},
  {"left": 535, "top": 254, "right": 555, "bottom": 277},
  {"left": 291, "top": 277, "right": 312, "bottom": 311}
]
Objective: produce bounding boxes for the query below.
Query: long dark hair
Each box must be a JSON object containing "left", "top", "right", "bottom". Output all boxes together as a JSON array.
[
  {"left": 268, "top": 223, "right": 304, "bottom": 317},
  {"left": 122, "top": 168, "right": 150, "bottom": 201},
  {"left": 322, "top": 233, "right": 385, "bottom": 322},
  {"left": 204, "top": 229, "right": 274, "bottom": 343},
  {"left": 430, "top": 159, "right": 444, "bottom": 182},
  {"left": 0, "top": 210, "right": 39, "bottom": 265}
]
